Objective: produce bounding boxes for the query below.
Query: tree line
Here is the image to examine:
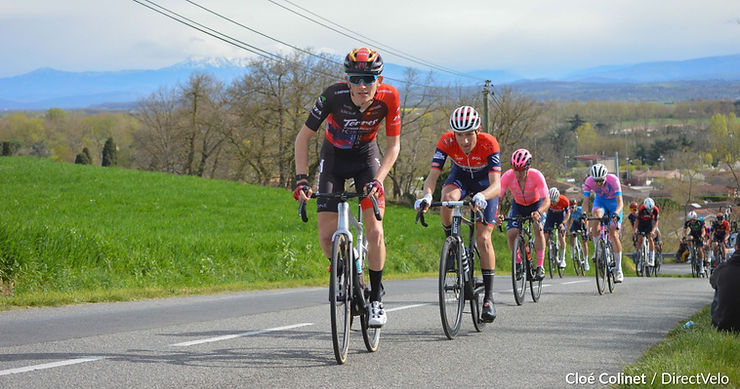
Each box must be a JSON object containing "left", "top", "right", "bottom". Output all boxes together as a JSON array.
[{"left": 1, "top": 50, "right": 738, "bottom": 203}]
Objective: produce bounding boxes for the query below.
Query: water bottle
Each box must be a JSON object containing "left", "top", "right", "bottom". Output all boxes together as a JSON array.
[
  {"left": 354, "top": 247, "right": 363, "bottom": 275},
  {"left": 682, "top": 320, "right": 695, "bottom": 329}
]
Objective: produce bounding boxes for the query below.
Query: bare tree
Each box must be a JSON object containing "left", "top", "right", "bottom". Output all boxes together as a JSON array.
[{"left": 133, "top": 86, "right": 180, "bottom": 173}]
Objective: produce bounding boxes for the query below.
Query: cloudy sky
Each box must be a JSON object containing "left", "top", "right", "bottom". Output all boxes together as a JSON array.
[{"left": 1, "top": 0, "right": 739, "bottom": 78}]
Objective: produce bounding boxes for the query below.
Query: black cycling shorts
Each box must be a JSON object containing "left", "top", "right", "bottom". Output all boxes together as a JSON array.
[{"left": 317, "top": 140, "right": 383, "bottom": 213}]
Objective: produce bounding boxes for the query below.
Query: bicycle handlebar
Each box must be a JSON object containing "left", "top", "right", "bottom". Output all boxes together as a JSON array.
[
  {"left": 298, "top": 192, "right": 382, "bottom": 223},
  {"left": 415, "top": 200, "right": 483, "bottom": 228}
]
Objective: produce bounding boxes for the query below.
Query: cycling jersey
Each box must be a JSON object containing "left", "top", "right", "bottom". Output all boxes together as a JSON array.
[
  {"left": 569, "top": 205, "right": 586, "bottom": 233},
  {"left": 500, "top": 168, "right": 548, "bottom": 207},
  {"left": 685, "top": 219, "right": 705, "bottom": 238},
  {"left": 544, "top": 195, "right": 570, "bottom": 233},
  {"left": 583, "top": 173, "right": 623, "bottom": 223},
  {"left": 305, "top": 82, "right": 400, "bottom": 149},
  {"left": 550, "top": 194, "right": 570, "bottom": 211},
  {"left": 637, "top": 204, "right": 659, "bottom": 234},
  {"left": 628, "top": 212, "right": 638, "bottom": 227},
  {"left": 713, "top": 220, "right": 730, "bottom": 240},
  {"left": 431, "top": 131, "right": 502, "bottom": 226}
]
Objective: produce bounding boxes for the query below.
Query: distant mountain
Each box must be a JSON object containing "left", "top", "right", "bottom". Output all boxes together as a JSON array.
[
  {"left": 562, "top": 53, "right": 740, "bottom": 83},
  {"left": 1, "top": 53, "right": 739, "bottom": 110}
]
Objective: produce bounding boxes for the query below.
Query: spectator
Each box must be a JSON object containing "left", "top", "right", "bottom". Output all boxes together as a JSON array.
[{"left": 710, "top": 236, "right": 740, "bottom": 332}]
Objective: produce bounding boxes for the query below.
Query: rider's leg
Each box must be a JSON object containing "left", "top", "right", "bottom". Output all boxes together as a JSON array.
[
  {"left": 648, "top": 235, "right": 655, "bottom": 265},
  {"left": 363, "top": 206, "right": 386, "bottom": 301},
  {"left": 609, "top": 223, "right": 623, "bottom": 280},
  {"left": 477, "top": 224, "right": 496, "bottom": 303},
  {"left": 559, "top": 230, "right": 567, "bottom": 267},
  {"left": 534, "top": 220, "right": 545, "bottom": 267},
  {"left": 439, "top": 186, "right": 461, "bottom": 235}
]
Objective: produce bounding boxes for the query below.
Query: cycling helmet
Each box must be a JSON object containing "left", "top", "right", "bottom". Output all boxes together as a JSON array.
[
  {"left": 344, "top": 48, "right": 384, "bottom": 75},
  {"left": 688, "top": 211, "right": 697, "bottom": 220},
  {"left": 590, "top": 163, "right": 608, "bottom": 180},
  {"left": 629, "top": 201, "right": 638, "bottom": 210},
  {"left": 644, "top": 198, "right": 655, "bottom": 211},
  {"left": 548, "top": 187, "right": 560, "bottom": 203},
  {"left": 511, "top": 149, "right": 532, "bottom": 170},
  {"left": 449, "top": 106, "right": 481, "bottom": 133},
  {"left": 717, "top": 213, "right": 724, "bottom": 221},
  {"left": 570, "top": 198, "right": 577, "bottom": 206}
]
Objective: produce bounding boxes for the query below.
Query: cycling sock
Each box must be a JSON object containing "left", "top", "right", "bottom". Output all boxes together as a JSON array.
[
  {"left": 614, "top": 252, "right": 622, "bottom": 269},
  {"left": 369, "top": 269, "right": 383, "bottom": 302},
  {"left": 482, "top": 269, "right": 494, "bottom": 301},
  {"left": 650, "top": 251, "right": 655, "bottom": 261},
  {"left": 442, "top": 225, "right": 451, "bottom": 238},
  {"left": 536, "top": 249, "right": 545, "bottom": 267}
]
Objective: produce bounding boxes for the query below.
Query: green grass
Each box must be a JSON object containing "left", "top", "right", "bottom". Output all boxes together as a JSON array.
[
  {"left": 619, "top": 304, "right": 739, "bottom": 388},
  {"left": 0, "top": 156, "right": 512, "bottom": 308}
]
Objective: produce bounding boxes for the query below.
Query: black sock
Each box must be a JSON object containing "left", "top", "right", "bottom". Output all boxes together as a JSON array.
[
  {"left": 442, "top": 225, "right": 451, "bottom": 238},
  {"left": 369, "top": 269, "right": 383, "bottom": 302},
  {"left": 482, "top": 269, "right": 495, "bottom": 301}
]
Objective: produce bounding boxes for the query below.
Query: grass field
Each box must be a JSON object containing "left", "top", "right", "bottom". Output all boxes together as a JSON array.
[{"left": 0, "top": 156, "right": 516, "bottom": 307}]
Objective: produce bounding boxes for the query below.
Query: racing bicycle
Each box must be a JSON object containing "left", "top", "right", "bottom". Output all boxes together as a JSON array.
[
  {"left": 503, "top": 215, "right": 542, "bottom": 305},
  {"left": 416, "top": 199, "right": 488, "bottom": 339},
  {"left": 299, "top": 191, "right": 382, "bottom": 364},
  {"left": 546, "top": 222, "right": 564, "bottom": 278},
  {"left": 587, "top": 215, "right": 617, "bottom": 295}
]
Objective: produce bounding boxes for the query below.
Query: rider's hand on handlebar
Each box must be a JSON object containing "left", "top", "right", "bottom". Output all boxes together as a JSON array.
[
  {"left": 472, "top": 192, "right": 487, "bottom": 211},
  {"left": 531, "top": 210, "right": 543, "bottom": 222},
  {"left": 293, "top": 182, "right": 312, "bottom": 202},
  {"left": 364, "top": 179, "right": 384, "bottom": 199},
  {"left": 414, "top": 193, "right": 433, "bottom": 212}
]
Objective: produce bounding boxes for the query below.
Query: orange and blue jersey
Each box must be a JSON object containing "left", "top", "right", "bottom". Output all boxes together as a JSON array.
[{"left": 431, "top": 131, "right": 502, "bottom": 176}]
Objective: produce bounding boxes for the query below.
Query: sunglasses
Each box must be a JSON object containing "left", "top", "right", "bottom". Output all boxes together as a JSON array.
[
  {"left": 594, "top": 179, "right": 605, "bottom": 184},
  {"left": 347, "top": 74, "right": 379, "bottom": 85}
]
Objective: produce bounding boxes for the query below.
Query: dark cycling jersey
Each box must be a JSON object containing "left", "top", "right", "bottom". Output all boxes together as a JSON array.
[
  {"left": 685, "top": 219, "right": 705, "bottom": 238},
  {"left": 713, "top": 220, "right": 730, "bottom": 240},
  {"left": 628, "top": 212, "right": 637, "bottom": 227},
  {"left": 637, "top": 205, "right": 659, "bottom": 233},
  {"left": 544, "top": 195, "right": 570, "bottom": 234},
  {"left": 305, "top": 82, "right": 400, "bottom": 149},
  {"left": 305, "top": 81, "right": 401, "bottom": 212}
]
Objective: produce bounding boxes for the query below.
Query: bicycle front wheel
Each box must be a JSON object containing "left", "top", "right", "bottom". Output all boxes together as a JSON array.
[
  {"left": 511, "top": 236, "right": 527, "bottom": 305},
  {"left": 329, "top": 234, "right": 352, "bottom": 364},
  {"left": 529, "top": 240, "right": 542, "bottom": 302},
  {"left": 546, "top": 240, "right": 555, "bottom": 279},
  {"left": 595, "top": 240, "right": 606, "bottom": 295},
  {"left": 439, "top": 237, "right": 465, "bottom": 339},
  {"left": 606, "top": 244, "right": 615, "bottom": 293},
  {"left": 573, "top": 239, "right": 584, "bottom": 276}
]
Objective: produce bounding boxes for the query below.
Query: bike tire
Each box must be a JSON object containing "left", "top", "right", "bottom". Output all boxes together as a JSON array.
[
  {"left": 575, "top": 239, "right": 585, "bottom": 276},
  {"left": 471, "top": 283, "right": 486, "bottom": 332},
  {"left": 606, "top": 244, "right": 615, "bottom": 293},
  {"left": 546, "top": 240, "right": 555, "bottom": 279},
  {"left": 359, "top": 265, "right": 380, "bottom": 352},
  {"left": 439, "top": 237, "right": 465, "bottom": 340},
  {"left": 529, "top": 240, "right": 542, "bottom": 302},
  {"left": 329, "top": 234, "right": 352, "bottom": 364},
  {"left": 511, "top": 236, "right": 527, "bottom": 305},
  {"left": 595, "top": 240, "right": 606, "bottom": 295}
]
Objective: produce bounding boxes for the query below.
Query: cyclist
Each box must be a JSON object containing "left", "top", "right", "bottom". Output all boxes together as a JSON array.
[
  {"left": 499, "top": 149, "right": 550, "bottom": 281},
  {"left": 567, "top": 198, "right": 590, "bottom": 271},
  {"left": 627, "top": 201, "right": 639, "bottom": 266},
  {"left": 294, "top": 48, "right": 400, "bottom": 327},
  {"left": 634, "top": 197, "right": 660, "bottom": 271},
  {"left": 543, "top": 187, "right": 570, "bottom": 269},
  {"left": 683, "top": 211, "right": 706, "bottom": 275},
  {"left": 712, "top": 213, "right": 731, "bottom": 265},
  {"left": 583, "top": 163, "right": 625, "bottom": 282},
  {"left": 415, "top": 106, "right": 502, "bottom": 322}
]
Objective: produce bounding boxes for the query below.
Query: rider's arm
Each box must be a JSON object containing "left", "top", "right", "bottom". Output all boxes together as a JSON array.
[
  {"left": 374, "top": 134, "right": 400, "bottom": 184},
  {"left": 479, "top": 171, "right": 502, "bottom": 200},
  {"left": 614, "top": 195, "right": 624, "bottom": 218},
  {"left": 421, "top": 168, "right": 441, "bottom": 197},
  {"left": 294, "top": 124, "right": 316, "bottom": 180}
]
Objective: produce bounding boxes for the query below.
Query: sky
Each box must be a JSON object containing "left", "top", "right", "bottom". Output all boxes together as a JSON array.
[{"left": 1, "top": 0, "right": 739, "bottom": 79}]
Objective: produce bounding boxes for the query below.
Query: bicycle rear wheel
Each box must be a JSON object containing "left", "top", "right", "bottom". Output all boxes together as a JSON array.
[
  {"left": 329, "top": 234, "right": 352, "bottom": 364},
  {"left": 546, "top": 240, "right": 555, "bottom": 279},
  {"left": 595, "top": 240, "right": 606, "bottom": 295},
  {"left": 359, "top": 269, "right": 380, "bottom": 352},
  {"left": 439, "top": 237, "right": 464, "bottom": 339},
  {"left": 511, "top": 236, "right": 527, "bottom": 305},
  {"left": 471, "top": 282, "right": 486, "bottom": 332},
  {"left": 529, "top": 240, "right": 542, "bottom": 302},
  {"left": 573, "top": 239, "right": 584, "bottom": 276}
]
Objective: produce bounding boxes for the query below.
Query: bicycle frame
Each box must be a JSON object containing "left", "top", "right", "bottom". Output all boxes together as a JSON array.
[{"left": 588, "top": 215, "right": 615, "bottom": 294}]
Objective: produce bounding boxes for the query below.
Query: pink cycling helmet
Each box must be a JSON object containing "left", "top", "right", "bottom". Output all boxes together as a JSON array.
[{"left": 511, "top": 149, "right": 532, "bottom": 170}]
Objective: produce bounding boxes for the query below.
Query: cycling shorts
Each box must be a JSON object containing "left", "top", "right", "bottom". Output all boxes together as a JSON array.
[
  {"left": 592, "top": 197, "right": 622, "bottom": 228},
  {"left": 712, "top": 232, "right": 727, "bottom": 242},
  {"left": 317, "top": 140, "right": 384, "bottom": 213},
  {"left": 637, "top": 220, "right": 655, "bottom": 235},
  {"left": 506, "top": 200, "right": 542, "bottom": 230},
  {"left": 443, "top": 164, "right": 499, "bottom": 226},
  {"left": 543, "top": 210, "right": 566, "bottom": 234},
  {"left": 569, "top": 219, "right": 585, "bottom": 234}
]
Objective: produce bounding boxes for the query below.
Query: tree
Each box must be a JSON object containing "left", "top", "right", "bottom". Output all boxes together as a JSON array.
[
  {"left": 490, "top": 87, "right": 545, "bottom": 156},
  {"left": 102, "top": 137, "right": 117, "bottom": 167},
  {"left": 75, "top": 147, "right": 92, "bottom": 165},
  {"left": 708, "top": 113, "right": 740, "bottom": 190}
]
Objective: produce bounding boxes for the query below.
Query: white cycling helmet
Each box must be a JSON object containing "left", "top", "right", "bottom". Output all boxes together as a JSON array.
[
  {"left": 449, "top": 106, "right": 481, "bottom": 133},
  {"left": 644, "top": 197, "right": 655, "bottom": 211},
  {"left": 590, "top": 163, "right": 608, "bottom": 180},
  {"left": 688, "top": 211, "right": 697, "bottom": 220},
  {"left": 548, "top": 187, "right": 560, "bottom": 203}
]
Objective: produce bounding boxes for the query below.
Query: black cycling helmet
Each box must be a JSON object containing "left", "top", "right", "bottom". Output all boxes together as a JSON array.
[{"left": 344, "top": 48, "right": 384, "bottom": 75}]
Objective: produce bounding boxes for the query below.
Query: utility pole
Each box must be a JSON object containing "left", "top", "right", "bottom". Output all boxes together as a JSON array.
[{"left": 482, "top": 80, "right": 492, "bottom": 133}]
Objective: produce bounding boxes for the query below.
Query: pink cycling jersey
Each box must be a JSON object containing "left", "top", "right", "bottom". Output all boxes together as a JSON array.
[
  {"left": 583, "top": 174, "right": 622, "bottom": 200},
  {"left": 500, "top": 168, "right": 549, "bottom": 206}
]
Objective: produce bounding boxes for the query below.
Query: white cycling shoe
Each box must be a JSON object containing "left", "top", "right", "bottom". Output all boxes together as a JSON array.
[
  {"left": 368, "top": 301, "right": 387, "bottom": 328},
  {"left": 615, "top": 269, "right": 624, "bottom": 283}
]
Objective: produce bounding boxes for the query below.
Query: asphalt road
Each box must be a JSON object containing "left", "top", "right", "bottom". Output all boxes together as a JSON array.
[{"left": 0, "top": 274, "right": 714, "bottom": 388}]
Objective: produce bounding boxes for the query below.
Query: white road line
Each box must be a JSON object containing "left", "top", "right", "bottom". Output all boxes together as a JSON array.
[
  {"left": 170, "top": 322, "right": 314, "bottom": 347},
  {"left": 385, "top": 303, "right": 432, "bottom": 312},
  {"left": 562, "top": 280, "right": 590, "bottom": 285},
  {"left": 0, "top": 357, "right": 103, "bottom": 376}
]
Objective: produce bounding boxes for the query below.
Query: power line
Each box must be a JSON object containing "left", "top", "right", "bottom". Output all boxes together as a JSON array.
[{"left": 265, "top": 0, "right": 483, "bottom": 82}]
